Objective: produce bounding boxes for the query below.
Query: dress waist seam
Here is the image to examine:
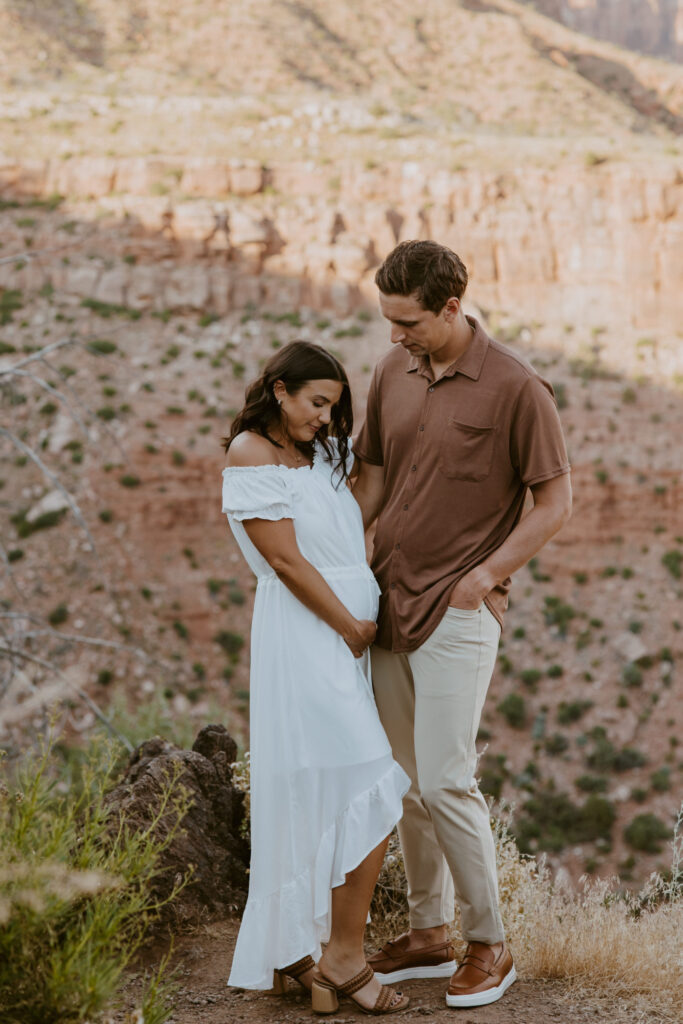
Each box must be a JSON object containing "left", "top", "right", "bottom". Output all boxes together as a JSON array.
[{"left": 256, "top": 563, "right": 377, "bottom": 587}]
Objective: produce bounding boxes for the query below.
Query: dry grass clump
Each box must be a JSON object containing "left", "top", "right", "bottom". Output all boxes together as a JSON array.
[
  {"left": 493, "top": 811, "right": 683, "bottom": 1021},
  {"left": 366, "top": 809, "right": 682, "bottom": 1021},
  {"left": 230, "top": 750, "right": 251, "bottom": 840},
  {"left": 367, "top": 831, "right": 409, "bottom": 950}
]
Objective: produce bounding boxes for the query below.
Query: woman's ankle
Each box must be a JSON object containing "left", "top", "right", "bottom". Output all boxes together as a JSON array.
[{"left": 320, "top": 943, "right": 365, "bottom": 970}]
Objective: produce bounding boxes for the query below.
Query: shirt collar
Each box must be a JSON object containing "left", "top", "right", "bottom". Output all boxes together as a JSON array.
[{"left": 406, "top": 315, "right": 490, "bottom": 382}]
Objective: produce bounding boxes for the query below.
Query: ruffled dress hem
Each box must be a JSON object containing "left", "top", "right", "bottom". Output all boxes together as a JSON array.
[{"left": 227, "top": 759, "right": 409, "bottom": 990}]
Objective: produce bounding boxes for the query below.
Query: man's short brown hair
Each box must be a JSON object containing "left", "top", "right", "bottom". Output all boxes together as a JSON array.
[{"left": 375, "top": 240, "right": 468, "bottom": 314}]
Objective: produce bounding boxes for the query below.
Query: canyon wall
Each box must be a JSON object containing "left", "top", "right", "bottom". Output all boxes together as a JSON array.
[
  {"left": 532, "top": 0, "right": 683, "bottom": 61},
  {"left": 1, "top": 155, "right": 682, "bottom": 376}
]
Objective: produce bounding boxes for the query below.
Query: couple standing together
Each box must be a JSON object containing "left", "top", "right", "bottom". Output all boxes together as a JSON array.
[{"left": 222, "top": 241, "right": 571, "bottom": 1014}]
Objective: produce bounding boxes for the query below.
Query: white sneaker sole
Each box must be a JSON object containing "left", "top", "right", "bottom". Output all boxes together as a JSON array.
[
  {"left": 445, "top": 965, "right": 517, "bottom": 1008},
  {"left": 376, "top": 961, "right": 458, "bottom": 985}
]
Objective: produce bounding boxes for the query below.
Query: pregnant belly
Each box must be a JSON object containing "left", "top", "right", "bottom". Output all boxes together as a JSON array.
[{"left": 320, "top": 564, "right": 381, "bottom": 622}]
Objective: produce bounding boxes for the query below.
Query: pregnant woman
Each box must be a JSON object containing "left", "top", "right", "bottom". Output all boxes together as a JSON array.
[{"left": 222, "top": 341, "right": 410, "bottom": 1015}]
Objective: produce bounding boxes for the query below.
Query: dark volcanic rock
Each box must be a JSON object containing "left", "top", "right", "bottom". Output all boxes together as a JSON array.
[{"left": 106, "top": 724, "right": 249, "bottom": 925}]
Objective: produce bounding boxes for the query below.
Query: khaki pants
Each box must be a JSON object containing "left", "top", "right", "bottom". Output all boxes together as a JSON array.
[{"left": 371, "top": 604, "right": 505, "bottom": 944}]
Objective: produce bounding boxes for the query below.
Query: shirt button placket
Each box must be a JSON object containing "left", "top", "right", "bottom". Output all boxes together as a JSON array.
[{"left": 389, "top": 379, "right": 433, "bottom": 627}]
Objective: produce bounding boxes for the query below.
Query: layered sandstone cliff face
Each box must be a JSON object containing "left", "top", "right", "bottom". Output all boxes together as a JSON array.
[
  {"left": 532, "top": 0, "right": 683, "bottom": 61},
  {"left": 1, "top": 154, "right": 681, "bottom": 380}
]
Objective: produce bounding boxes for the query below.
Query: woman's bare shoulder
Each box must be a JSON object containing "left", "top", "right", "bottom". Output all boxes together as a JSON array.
[{"left": 225, "top": 431, "right": 278, "bottom": 468}]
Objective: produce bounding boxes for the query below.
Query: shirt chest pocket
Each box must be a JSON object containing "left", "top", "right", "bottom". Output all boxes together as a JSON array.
[{"left": 438, "top": 418, "right": 496, "bottom": 481}]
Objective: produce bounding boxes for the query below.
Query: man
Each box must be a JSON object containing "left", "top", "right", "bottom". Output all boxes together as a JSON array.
[{"left": 353, "top": 240, "right": 571, "bottom": 1009}]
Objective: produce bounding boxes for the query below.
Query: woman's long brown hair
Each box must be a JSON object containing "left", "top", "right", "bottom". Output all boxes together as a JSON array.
[{"left": 222, "top": 340, "right": 353, "bottom": 486}]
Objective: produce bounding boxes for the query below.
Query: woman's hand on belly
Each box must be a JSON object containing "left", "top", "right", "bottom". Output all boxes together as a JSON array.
[{"left": 343, "top": 618, "right": 376, "bottom": 658}]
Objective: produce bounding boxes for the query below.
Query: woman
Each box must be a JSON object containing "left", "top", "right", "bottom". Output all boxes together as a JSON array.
[{"left": 222, "top": 341, "right": 410, "bottom": 1015}]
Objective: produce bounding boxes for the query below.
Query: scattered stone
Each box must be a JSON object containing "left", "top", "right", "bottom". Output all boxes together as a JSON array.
[
  {"left": 613, "top": 631, "right": 648, "bottom": 664},
  {"left": 26, "top": 488, "right": 71, "bottom": 523},
  {"left": 47, "top": 411, "right": 80, "bottom": 453}
]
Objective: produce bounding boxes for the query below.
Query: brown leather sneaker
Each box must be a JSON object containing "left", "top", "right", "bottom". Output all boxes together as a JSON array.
[
  {"left": 446, "top": 941, "right": 516, "bottom": 1008},
  {"left": 368, "top": 934, "right": 457, "bottom": 985}
]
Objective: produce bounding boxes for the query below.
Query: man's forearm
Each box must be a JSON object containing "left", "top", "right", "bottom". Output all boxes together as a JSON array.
[
  {"left": 475, "top": 500, "right": 569, "bottom": 592},
  {"left": 449, "top": 473, "right": 572, "bottom": 608},
  {"left": 352, "top": 460, "right": 385, "bottom": 530}
]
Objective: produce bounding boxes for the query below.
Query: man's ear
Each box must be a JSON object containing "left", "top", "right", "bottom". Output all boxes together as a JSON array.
[{"left": 442, "top": 296, "right": 461, "bottom": 321}]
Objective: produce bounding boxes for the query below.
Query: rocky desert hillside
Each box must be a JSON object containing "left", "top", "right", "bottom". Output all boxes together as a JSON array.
[
  {"left": 1, "top": 0, "right": 681, "bottom": 891},
  {"left": 531, "top": 0, "right": 683, "bottom": 62}
]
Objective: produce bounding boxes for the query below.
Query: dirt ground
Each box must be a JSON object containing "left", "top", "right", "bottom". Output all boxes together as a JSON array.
[{"left": 113, "top": 918, "right": 655, "bottom": 1024}]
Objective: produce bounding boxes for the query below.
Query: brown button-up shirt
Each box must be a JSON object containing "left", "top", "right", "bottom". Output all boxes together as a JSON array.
[{"left": 354, "top": 317, "right": 570, "bottom": 653}]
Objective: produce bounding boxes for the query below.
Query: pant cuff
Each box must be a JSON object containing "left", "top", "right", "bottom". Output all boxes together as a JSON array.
[
  {"left": 462, "top": 930, "right": 506, "bottom": 945},
  {"left": 409, "top": 912, "right": 456, "bottom": 930}
]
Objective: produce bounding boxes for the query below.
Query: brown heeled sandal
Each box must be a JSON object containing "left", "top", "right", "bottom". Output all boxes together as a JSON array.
[
  {"left": 271, "top": 954, "right": 317, "bottom": 994},
  {"left": 311, "top": 964, "right": 409, "bottom": 1016}
]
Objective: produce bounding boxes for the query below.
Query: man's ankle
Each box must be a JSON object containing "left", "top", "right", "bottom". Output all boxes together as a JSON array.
[{"left": 408, "top": 924, "right": 449, "bottom": 948}]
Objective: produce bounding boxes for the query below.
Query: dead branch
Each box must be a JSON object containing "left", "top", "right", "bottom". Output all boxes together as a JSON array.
[
  {"left": 0, "top": 336, "right": 76, "bottom": 373},
  {"left": 0, "top": 426, "right": 100, "bottom": 570},
  {"left": 4, "top": 369, "right": 91, "bottom": 438},
  {"left": 0, "top": 643, "right": 134, "bottom": 751}
]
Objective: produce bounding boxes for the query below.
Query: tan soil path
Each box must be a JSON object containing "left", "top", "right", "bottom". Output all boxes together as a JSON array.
[{"left": 115, "top": 919, "right": 647, "bottom": 1024}]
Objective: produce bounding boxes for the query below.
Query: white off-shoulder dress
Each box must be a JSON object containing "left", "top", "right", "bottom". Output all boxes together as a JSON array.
[{"left": 222, "top": 440, "right": 409, "bottom": 990}]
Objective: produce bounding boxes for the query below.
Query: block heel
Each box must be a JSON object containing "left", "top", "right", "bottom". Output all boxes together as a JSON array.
[
  {"left": 270, "top": 954, "right": 316, "bottom": 996},
  {"left": 312, "top": 965, "right": 409, "bottom": 1016},
  {"left": 311, "top": 978, "right": 339, "bottom": 1014},
  {"left": 271, "top": 970, "right": 288, "bottom": 995}
]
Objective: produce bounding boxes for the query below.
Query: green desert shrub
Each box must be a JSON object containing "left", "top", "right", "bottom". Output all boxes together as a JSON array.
[
  {"left": 612, "top": 747, "right": 647, "bottom": 771},
  {"left": 557, "top": 699, "right": 593, "bottom": 724},
  {"left": 514, "top": 786, "right": 616, "bottom": 853},
  {"left": 543, "top": 596, "right": 576, "bottom": 635},
  {"left": 662, "top": 550, "right": 682, "bottom": 579},
  {"left": 0, "top": 288, "right": 23, "bottom": 325},
  {"left": 574, "top": 774, "right": 608, "bottom": 794},
  {"left": 621, "top": 662, "right": 643, "bottom": 687},
  {"left": 544, "top": 732, "right": 569, "bottom": 756},
  {"left": 497, "top": 693, "right": 526, "bottom": 728},
  {"left": 81, "top": 299, "right": 140, "bottom": 321},
  {"left": 477, "top": 753, "right": 509, "bottom": 801},
  {"left": 10, "top": 508, "right": 67, "bottom": 539},
  {"left": 0, "top": 736, "right": 187, "bottom": 1023},
  {"left": 214, "top": 630, "right": 244, "bottom": 661},
  {"left": 86, "top": 338, "right": 118, "bottom": 355},
  {"left": 650, "top": 767, "right": 671, "bottom": 792},
  {"left": 172, "top": 620, "right": 189, "bottom": 641},
  {"left": 519, "top": 668, "right": 542, "bottom": 688},
  {"left": 47, "top": 603, "right": 68, "bottom": 627},
  {"left": 585, "top": 727, "right": 647, "bottom": 773},
  {"left": 624, "top": 813, "right": 671, "bottom": 854}
]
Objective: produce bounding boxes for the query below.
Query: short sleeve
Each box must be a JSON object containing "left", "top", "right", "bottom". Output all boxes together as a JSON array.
[
  {"left": 221, "top": 467, "right": 295, "bottom": 521},
  {"left": 353, "top": 368, "right": 383, "bottom": 466},
  {"left": 509, "top": 375, "right": 570, "bottom": 487}
]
